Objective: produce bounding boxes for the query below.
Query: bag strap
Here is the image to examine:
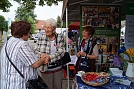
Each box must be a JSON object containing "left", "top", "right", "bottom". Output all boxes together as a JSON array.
[
  {"left": 86, "top": 39, "right": 96, "bottom": 55},
  {"left": 5, "top": 42, "right": 24, "bottom": 78},
  {"left": 55, "top": 34, "right": 58, "bottom": 45},
  {"left": 85, "top": 39, "right": 91, "bottom": 54},
  {"left": 55, "top": 34, "right": 58, "bottom": 51}
]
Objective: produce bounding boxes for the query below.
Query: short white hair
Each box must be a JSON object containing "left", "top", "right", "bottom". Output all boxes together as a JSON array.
[{"left": 44, "top": 18, "right": 57, "bottom": 27}]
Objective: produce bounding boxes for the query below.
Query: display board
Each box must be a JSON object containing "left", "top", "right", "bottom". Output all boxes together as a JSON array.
[
  {"left": 125, "top": 3, "right": 134, "bottom": 49},
  {"left": 80, "top": 4, "right": 121, "bottom": 64}
]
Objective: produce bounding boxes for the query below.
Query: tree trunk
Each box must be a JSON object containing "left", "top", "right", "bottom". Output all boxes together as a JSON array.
[{"left": 0, "top": 30, "right": 2, "bottom": 41}]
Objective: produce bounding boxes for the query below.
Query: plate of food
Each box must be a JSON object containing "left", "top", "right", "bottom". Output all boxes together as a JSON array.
[{"left": 81, "top": 72, "right": 110, "bottom": 86}]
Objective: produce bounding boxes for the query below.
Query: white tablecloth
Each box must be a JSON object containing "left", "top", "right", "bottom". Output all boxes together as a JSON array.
[{"left": 67, "top": 55, "right": 78, "bottom": 65}]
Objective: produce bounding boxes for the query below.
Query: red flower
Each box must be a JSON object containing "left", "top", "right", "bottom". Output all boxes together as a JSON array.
[{"left": 54, "top": 44, "right": 56, "bottom": 46}]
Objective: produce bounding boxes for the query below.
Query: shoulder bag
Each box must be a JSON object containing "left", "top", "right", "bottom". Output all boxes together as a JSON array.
[
  {"left": 5, "top": 42, "right": 49, "bottom": 89},
  {"left": 56, "top": 34, "right": 71, "bottom": 65},
  {"left": 48, "top": 34, "right": 71, "bottom": 69}
]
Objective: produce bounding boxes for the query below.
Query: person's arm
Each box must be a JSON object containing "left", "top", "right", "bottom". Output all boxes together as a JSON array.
[
  {"left": 87, "top": 44, "right": 98, "bottom": 59},
  {"left": 31, "top": 57, "right": 46, "bottom": 68},
  {"left": 33, "top": 35, "right": 44, "bottom": 58},
  {"left": 49, "top": 34, "right": 65, "bottom": 63},
  {"left": 76, "top": 51, "right": 81, "bottom": 57},
  {"left": 18, "top": 41, "right": 46, "bottom": 68},
  {"left": 80, "top": 44, "right": 98, "bottom": 59},
  {"left": 86, "top": 53, "right": 98, "bottom": 59}
]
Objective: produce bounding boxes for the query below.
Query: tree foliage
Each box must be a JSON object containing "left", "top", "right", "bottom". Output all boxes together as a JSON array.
[
  {"left": 56, "top": 15, "right": 61, "bottom": 28},
  {"left": 0, "top": 0, "right": 12, "bottom": 12},
  {"left": 0, "top": 15, "right": 8, "bottom": 32},
  {"left": 56, "top": 15, "right": 72, "bottom": 28},
  {"left": 0, "top": 0, "right": 63, "bottom": 12},
  {"left": 15, "top": 5, "right": 37, "bottom": 21},
  {"left": 27, "top": 16, "right": 36, "bottom": 34},
  {"left": 15, "top": 5, "right": 37, "bottom": 34}
]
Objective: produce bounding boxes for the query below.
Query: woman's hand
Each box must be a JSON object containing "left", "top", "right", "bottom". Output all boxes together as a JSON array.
[
  {"left": 76, "top": 51, "right": 81, "bottom": 57},
  {"left": 40, "top": 53, "right": 46, "bottom": 58},
  {"left": 40, "top": 53, "right": 50, "bottom": 64},
  {"left": 31, "top": 54, "right": 48, "bottom": 68},
  {"left": 80, "top": 52, "right": 86, "bottom": 57},
  {"left": 44, "top": 55, "right": 50, "bottom": 64}
]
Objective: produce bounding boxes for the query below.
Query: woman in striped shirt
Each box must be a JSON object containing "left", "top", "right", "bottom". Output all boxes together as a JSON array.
[{"left": 1, "top": 21, "right": 47, "bottom": 89}]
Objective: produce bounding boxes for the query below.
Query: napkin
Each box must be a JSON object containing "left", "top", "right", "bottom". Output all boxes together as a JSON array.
[
  {"left": 115, "top": 79, "right": 131, "bottom": 85},
  {"left": 109, "top": 68, "right": 123, "bottom": 77}
]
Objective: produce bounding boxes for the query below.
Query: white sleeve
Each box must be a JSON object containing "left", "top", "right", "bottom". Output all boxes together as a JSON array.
[{"left": 18, "top": 42, "right": 38, "bottom": 66}]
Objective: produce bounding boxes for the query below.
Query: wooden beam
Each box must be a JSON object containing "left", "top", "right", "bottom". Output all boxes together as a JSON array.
[{"left": 61, "top": 0, "right": 68, "bottom": 20}]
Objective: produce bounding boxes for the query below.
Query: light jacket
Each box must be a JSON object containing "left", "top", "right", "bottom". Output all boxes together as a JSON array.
[{"left": 34, "top": 33, "right": 65, "bottom": 72}]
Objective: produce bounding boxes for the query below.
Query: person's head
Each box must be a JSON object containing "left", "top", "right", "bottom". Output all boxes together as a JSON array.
[
  {"left": 44, "top": 18, "right": 57, "bottom": 36},
  {"left": 68, "top": 29, "right": 71, "bottom": 32},
  {"left": 74, "top": 32, "right": 77, "bottom": 35},
  {"left": 82, "top": 26, "right": 95, "bottom": 41},
  {"left": 11, "top": 20, "right": 31, "bottom": 41}
]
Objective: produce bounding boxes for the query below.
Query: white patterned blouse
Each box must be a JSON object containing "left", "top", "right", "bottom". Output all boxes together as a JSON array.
[{"left": 1, "top": 37, "right": 38, "bottom": 89}]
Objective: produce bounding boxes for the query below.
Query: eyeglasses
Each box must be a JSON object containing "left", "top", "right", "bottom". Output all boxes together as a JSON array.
[
  {"left": 44, "top": 26, "right": 53, "bottom": 30},
  {"left": 82, "top": 31, "right": 88, "bottom": 34}
]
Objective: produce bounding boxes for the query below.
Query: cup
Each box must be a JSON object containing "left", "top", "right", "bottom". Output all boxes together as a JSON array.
[{"left": 77, "top": 71, "right": 85, "bottom": 76}]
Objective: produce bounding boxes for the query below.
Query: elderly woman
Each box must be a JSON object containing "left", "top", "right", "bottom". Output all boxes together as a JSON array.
[
  {"left": 75, "top": 26, "right": 98, "bottom": 72},
  {"left": 1, "top": 21, "right": 47, "bottom": 89},
  {"left": 34, "top": 18, "right": 65, "bottom": 89}
]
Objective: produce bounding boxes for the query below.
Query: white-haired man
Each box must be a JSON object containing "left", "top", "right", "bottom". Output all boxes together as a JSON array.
[{"left": 34, "top": 18, "right": 65, "bottom": 89}]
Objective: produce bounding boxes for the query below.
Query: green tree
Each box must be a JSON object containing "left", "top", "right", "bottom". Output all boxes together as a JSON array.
[
  {"left": 0, "top": 0, "right": 63, "bottom": 12},
  {"left": 0, "top": 0, "right": 12, "bottom": 12},
  {"left": 27, "top": 16, "right": 36, "bottom": 34},
  {"left": 15, "top": 5, "right": 37, "bottom": 34},
  {"left": 0, "top": 15, "right": 8, "bottom": 40},
  {"left": 62, "top": 22, "right": 66, "bottom": 28},
  {"left": 15, "top": 5, "right": 37, "bottom": 21},
  {"left": 0, "top": 15, "right": 8, "bottom": 32},
  {"left": 56, "top": 16, "right": 72, "bottom": 28},
  {"left": 56, "top": 15, "right": 61, "bottom": 28}
]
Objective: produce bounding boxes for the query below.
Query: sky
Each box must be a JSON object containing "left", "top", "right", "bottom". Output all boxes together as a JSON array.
[{"left": 0, "top": 0, "right": 63, "bottom": 21}]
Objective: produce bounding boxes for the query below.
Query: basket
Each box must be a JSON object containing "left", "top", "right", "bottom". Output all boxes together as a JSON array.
[{"left": 81, "top": 72, "right": 110, "bottom": 86}]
